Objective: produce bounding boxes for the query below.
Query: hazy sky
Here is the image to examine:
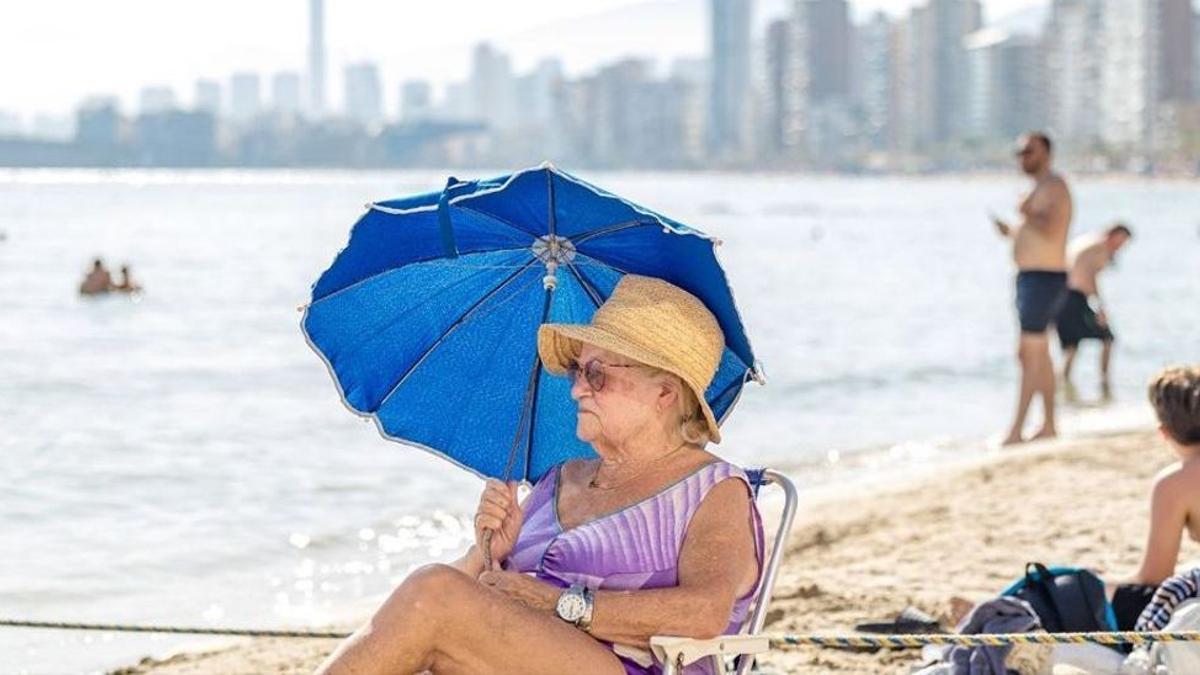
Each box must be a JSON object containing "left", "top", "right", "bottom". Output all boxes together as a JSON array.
[{"left": 1, "top": 0, "right": 1049, "bottom": 119}]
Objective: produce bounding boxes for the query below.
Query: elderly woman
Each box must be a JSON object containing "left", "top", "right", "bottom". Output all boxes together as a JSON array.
[{"left": 317, "top": 275, "right": 764, "bottom": 675}]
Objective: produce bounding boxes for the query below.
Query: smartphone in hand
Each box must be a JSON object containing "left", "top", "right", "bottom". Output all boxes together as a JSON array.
[{"left": 989, "top": 210, "right": 1010, "bottom": 237}]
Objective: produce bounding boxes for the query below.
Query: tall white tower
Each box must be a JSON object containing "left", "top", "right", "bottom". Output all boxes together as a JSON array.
[{"left": 308, "top": 0, "right": 326, "bottom": 116}]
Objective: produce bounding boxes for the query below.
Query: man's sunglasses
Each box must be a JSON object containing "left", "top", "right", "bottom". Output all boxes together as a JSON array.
[{"left": 567, "top": 358, "right": 639, "bottom": 392}]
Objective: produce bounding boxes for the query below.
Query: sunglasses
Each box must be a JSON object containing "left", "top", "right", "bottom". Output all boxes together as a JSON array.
[{"left": 567, "top": 358, "right": 639, "bottom": 392}]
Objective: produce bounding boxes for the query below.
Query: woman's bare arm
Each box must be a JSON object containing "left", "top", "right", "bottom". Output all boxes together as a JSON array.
[
  {"left": 585, "top": 478, "right": 760, "bottom": 646},
  {"left": 477, "top": 478, "right": 760, "bottom": 646}
]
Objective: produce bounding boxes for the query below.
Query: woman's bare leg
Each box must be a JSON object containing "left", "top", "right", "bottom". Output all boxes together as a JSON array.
[{"left": 316, "top": 564, "right": 626, "bottom": 675}]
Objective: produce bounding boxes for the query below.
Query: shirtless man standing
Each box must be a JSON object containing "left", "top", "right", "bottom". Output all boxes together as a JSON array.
[
  {"left": 1059, "top": 224, "right": 1133, "bottom": 399},
  {"left": 993, "top": 132, "right": 1073, "bottom": 445}
]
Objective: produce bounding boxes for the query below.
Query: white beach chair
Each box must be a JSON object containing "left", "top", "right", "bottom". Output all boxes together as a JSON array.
[{"left": 651, "top": 468, "right": 799, "bottom": 675}]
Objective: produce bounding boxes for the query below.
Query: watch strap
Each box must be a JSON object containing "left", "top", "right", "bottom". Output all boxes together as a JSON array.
[{"left": 578, "top": 585, "right": 595, "bottom": 631}]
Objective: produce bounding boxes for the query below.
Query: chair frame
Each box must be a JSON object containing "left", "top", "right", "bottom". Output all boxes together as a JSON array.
[{"left": 651, "top": 468, "right": 799, "bottom": 674}]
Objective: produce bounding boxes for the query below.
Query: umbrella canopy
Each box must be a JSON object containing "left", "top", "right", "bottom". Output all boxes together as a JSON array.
[{"left": 302, "top": 163, "right": 762, "bottom": 483}]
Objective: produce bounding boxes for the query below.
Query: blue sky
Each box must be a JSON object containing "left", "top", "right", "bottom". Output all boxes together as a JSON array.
[{"left": 0, "top": 0, "right": 1055, "bottom": 118}]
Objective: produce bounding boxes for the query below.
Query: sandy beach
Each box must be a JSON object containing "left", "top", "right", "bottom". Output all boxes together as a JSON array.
[{"left": 113, "top": 427, "right": 1197, "bottom": 674}]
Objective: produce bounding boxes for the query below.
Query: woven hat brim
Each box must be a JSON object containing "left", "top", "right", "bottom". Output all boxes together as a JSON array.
[{"left": 537, "top": 323, "right": 722, "bottom": 444}]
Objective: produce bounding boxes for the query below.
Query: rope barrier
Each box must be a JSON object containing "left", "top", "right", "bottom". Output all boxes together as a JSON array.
[
  {"left": 5, "top": 619, "right": 1200, "bottom": 650},
  {"left": 0, "top": 619, "right": 349, "bottom": 639},
  {"left": 770, "top": 630, "right": 1200, "bottom": 649}
]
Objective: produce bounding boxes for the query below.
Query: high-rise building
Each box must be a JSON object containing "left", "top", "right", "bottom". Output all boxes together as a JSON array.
[
  {"left": 516, "top": 58, "right": 563, "bottom": 127},
  {"left": 571, "top": 59, "right": 691, "bottom": 167},
  {"left": 807, "top": 0, "right": 851, "bottom": 102},
  {"left": 308, "top": 0, "right": 326, "bottom": 116},
  {"left": 229, "top": 73, "right": 262, "bottom": 122},
  {"left": 669, "top": 58, "right": 709, "bottom": 163},
  {"left": 1099, "top": 0, "right": 1159, "bottom": 150},
  {"left": 963, "top": 29, "right": 1040, "bottom": 143},
  {"left": 932, "top": 0, "right": 982, "bottom": 144},
  {"left": 764, "top": 18, "right": 790, "bottom": 154},
  {"left": 853, "top": 11, "right": 893, "bottom": 151},
  {"left": 399, "top": 80, "right": 433, "bottom": 123},
  {"left": 75, "top": 98, "right": 121, "bottom": 148},
  {"left": 1194, "top": 10, "right": 1200, "bottom": 100},
  {"left": 890, "top": 15, "right": 918, "bottom": 153},
  {"left": 1043, "top": 0, "right": 1104, "bottom": 147},
  {"left": 139, "top": 86, "right": 177, "bottom": 115},
  {"left": 470, "top": 43, "right": 516, "bottom": 130},
  {"left": 764, "top": 12, "right": 808, "bottom": 157},
  {"left": 902, "top": 0, "right": 982, "bottom": 149},
  {"left": 1160, "top": 0, "right": 1193, "bottom": 101},
  {"left": 271, "top": 72, "right": 303, "bottom": 114},
  {"left": 344, "top": 63, "right": 384, "bottom": 125},
  {"left": 194, "top": 79, "right": 222, "bottom": 114},
  {"left": 708, "top": 0, "right": 753, "bottom": 160},
  {"left": 135, "top": 110, "right": 216, "bottom": 166}
]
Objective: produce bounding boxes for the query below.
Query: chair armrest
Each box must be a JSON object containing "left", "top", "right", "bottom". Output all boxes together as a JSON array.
[{"left": 649, "top": 635, "right": 769, "bottom": 675}]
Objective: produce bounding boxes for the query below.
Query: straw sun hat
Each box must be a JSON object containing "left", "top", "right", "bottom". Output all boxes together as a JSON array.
[{"left": 537, "top": 274, "right": 726, "bottom": 443}]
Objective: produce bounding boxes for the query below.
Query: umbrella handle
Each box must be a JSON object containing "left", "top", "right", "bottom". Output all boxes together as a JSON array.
[{"left": 480, "top": 529, "right": 495, "bottom": 571}]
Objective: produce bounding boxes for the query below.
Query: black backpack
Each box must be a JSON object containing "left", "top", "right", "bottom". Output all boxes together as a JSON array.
[{"left": 1001, "top": 562, "right": 1117, "bottom": 633}]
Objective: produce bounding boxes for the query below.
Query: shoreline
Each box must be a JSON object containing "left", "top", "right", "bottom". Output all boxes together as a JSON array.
[{"left": 110, "top": 425, "right": 1191, "bottom": 674}]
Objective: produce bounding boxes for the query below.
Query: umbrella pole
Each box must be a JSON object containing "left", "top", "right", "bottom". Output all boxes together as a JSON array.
[
  {"left": 480, "top": 282, "right": 555, "bottom": 571},
  {"left": 482, "top": 168, "right": 560, "bottom": 571}
]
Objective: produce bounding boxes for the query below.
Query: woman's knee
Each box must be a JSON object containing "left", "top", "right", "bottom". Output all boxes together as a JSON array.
[{"left": 387, "top": 563, "right": 473, "bottom": 621}]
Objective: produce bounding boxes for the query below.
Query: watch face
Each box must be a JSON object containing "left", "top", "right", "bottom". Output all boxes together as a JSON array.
[{"left": 557, "top": 592, "right": 585, "bottom": 621}]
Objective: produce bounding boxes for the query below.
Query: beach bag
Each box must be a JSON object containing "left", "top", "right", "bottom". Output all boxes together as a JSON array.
[{"left": 1001, "top": 563, "right": 1117, "bottom": 634}]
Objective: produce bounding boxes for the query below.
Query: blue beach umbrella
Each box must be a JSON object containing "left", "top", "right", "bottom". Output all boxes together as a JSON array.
[{"left": 302, "top": 163, "right": 763, "bottom": 484}]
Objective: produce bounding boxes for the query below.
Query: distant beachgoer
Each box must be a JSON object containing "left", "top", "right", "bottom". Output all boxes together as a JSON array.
[
  {"left": 1105, "top": 366, "right": 1200, "bottom": 628},
  {"left": 79, "top": 258, "right": 114, "bottom": 295},
  {"left": 115, "top": 264, "right": 142, "bottom": 293},
  {"left": 1059, "top": 224, "right": 1133, "bottom": 400},
  {"left": 992, "top": 132, "right": 1073, "bottom": 446}
]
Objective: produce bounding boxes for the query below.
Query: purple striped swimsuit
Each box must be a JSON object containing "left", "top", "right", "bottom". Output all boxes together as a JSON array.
[{"left": 506, "top": 460, "right": 765, "bottom": 675}]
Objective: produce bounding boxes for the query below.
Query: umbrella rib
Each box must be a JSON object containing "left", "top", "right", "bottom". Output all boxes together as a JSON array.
[
  {"left": 308, "top": 247, "right": 531, "bottom": 308},
  {"left": 517, "top": 288, "right": 555, "bottom": 481},
  {"left": 455, "top": 204, "right": 538, "bottom": 241},
  {"left": 546, "top": 170, "right": 557, "bottom": 237},
  {"left": 570, "top": 219, "right": 652, "bottom": 245},
  {"left": 571, "top": 254, "right": 636, "bottom": 279},
  {"left": 564, "top": 261, "right": 604, "bottom": 308},
  {"left": 375, "top": 258, "right": 539, "bottom": 410}
]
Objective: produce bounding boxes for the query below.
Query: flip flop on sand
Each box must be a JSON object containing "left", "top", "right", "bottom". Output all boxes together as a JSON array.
[{"left": 855, "top": 606, "right": 945, "bottom": 635}]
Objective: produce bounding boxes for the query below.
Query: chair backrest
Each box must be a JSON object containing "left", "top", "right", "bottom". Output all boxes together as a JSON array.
[{"left": 726, "top": 468, "right": 799, "bottom": 675}]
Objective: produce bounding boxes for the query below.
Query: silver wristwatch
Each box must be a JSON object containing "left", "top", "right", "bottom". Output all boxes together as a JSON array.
[{"left": 555, "top": 584, "right": 594, "bottom": 630}]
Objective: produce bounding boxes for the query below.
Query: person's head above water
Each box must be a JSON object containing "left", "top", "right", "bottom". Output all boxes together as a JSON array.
[
  {"left": 1149, "top": 365, "right": 1200, "bottom": 451},
  {"left": 1015, "top": 131, "right": 1052, "bottom": 176}
]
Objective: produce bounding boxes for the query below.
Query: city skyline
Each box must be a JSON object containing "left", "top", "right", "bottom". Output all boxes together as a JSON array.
[
  {"left": 3, "top": 0, "right": 1197, "bottom": 172},
  {"left": 2, "top": 0, "right": 1053, "bottom": 121}
]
